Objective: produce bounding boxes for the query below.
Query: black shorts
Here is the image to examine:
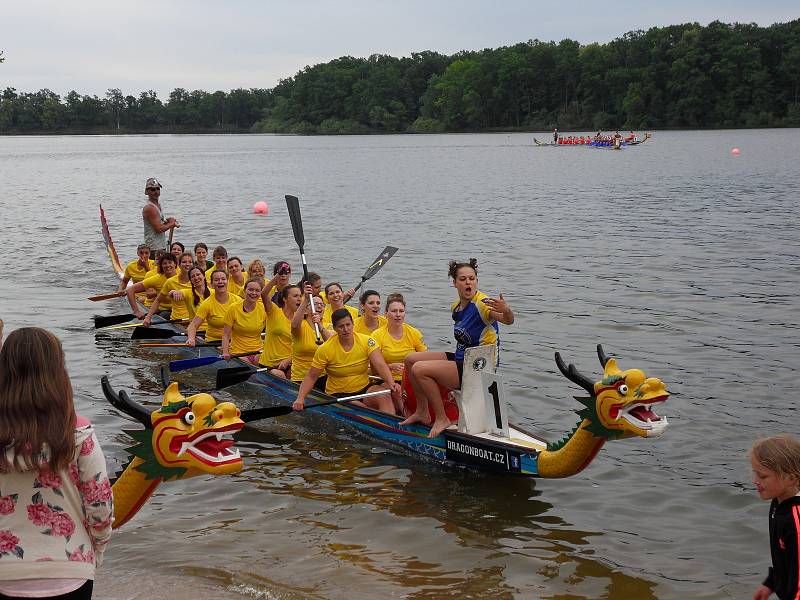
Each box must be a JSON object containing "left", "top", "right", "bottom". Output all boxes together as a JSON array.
[
  {"left": 332, "top": 384, "right": 371, "bottom": 399},
  {"left": 445, "top": 352, "right": 464, "bottom": 384}
]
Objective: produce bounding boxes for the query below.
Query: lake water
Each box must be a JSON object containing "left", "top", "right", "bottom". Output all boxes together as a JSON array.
[{"left": 1, "top": 130, "right": 799, "bottom": 599}]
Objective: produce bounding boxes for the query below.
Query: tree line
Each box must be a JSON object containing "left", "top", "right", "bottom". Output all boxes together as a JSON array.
[{"left": 1, "top": 19, "right": 799, "bottom": 134}]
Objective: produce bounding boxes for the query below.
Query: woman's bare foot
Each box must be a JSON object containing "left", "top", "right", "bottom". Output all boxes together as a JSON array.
[
  {"left": 427, "top": 418, "right": 452, "bottom": 438},
  {"left": 399, "top": 411, "right": 431, "bottom": 427}
]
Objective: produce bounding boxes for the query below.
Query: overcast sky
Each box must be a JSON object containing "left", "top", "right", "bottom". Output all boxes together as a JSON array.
[{"left": 1, "top": 0, "right": 796, "bottom": 99}]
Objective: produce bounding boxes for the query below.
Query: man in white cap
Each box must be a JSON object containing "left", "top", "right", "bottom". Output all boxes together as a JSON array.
[{"left": 142, "top": 177, "right": 179, "bottom": 253}]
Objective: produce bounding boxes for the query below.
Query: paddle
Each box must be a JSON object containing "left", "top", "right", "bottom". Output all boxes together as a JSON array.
[
  {"left": 88, "top": 291, "right": 127, "bottom": 302},
  {"left": 226, "top": 390, "right": 390, "bottom": 420},
  {"left": 303, "top": 389, "right": 391, "bottom": 410},
  {"left": 346, "top": 246, "right": 399, "bottom": 301},
  {"left": 138, "top": 340, "right": 222, "bottom": 348},
  {"left": 94, "top": 313, "right": 136, "bottom": 328},
  {"left": 130, "top": 326, "right": 186, "bottom": 340},
  {"left": 285, "top": 194, "right": 322, "bottom": 344},
  {"left": 99, "top": 318, "right": 188, "bottom": 331},
  {"left": 169, "top": 351, "right": 261, "bottom": 373},
  {"left": 216, "top": 365, "right": 259, "bottom": 389}
]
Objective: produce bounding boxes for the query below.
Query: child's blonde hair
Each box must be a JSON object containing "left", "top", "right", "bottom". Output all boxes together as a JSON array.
[{"left": 751, "top": 435, "right": 800, "bottom": 481}]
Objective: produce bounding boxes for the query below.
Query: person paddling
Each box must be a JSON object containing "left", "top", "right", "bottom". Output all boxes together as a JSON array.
[{"left": 142, "top": 177, "right": 178, "bottom": 253}]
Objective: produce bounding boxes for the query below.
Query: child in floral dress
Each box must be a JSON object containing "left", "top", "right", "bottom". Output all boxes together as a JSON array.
[{"left": 0, "top": 328, "right": 112, "bottom": 599}]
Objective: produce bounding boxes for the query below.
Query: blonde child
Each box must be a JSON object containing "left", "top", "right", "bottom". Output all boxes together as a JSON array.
[
  {"left": 0, "top": 328, "right": 113, "bottom": 599},
  {"left": 751, "top": 435, "right": 800, "bottom": 600}
]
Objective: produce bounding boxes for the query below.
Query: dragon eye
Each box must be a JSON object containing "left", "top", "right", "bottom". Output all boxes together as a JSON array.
[
  {"left": 182, "top": 411, "right": 196, "bottom": 425},
  {"left": 617, "top": 384, "right": 628, "bottom": 395}
]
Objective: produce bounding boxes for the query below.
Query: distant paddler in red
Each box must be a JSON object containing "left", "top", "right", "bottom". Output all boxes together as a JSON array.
[
  {"left": 126, "top": 253, "right": 178, "bottom": 319},
  {"left": 186, "top": 270, "right": 242, "bottom": 345},
  {"left": 400, "top": 259, "right": 514, "bottom": 437},
  {"left": 142, "top": 177, "right": 178, "bottom": 254}
]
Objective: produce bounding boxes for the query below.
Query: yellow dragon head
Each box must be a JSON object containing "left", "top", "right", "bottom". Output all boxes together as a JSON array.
[
  {"left": 110, "top": 381, "right": 245, "bottom": 481},
  {"left": 554, "top": 345, "right": 669, "bottom": 442}
]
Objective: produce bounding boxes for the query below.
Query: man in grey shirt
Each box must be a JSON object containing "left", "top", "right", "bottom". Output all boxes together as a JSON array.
[{"left": 142, "top": 177, "right": 178, "bottom": 253}]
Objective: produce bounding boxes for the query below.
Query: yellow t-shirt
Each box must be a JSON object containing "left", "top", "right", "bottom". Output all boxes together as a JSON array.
[
  {"left": 353, "top": 315, "right": 387, "bottom": 335},
  {"left": 227, "top": 275, "right": 246, "bottom": 298},
  {"left": 321, "top": 304, "right": 358, "bottom": 329},
  {"left": 124, "top": 259, "right": 155, "bottom": 283},
  {"left": 311, "top": 332, "right": 378, "bottom": 395},
  {"left": 291, "top": 320, "right": 322, "bottom": 382},
  {"left": 141, "top": 272, "right": 172, "bottom": 311},
  {"left": 223, "top": 302, "right": 266, "bottom": 354},
  {"left": 194, "top": 294, "right": 242, "bottom": 342},
  {"left": 370, "top": 323, "right": 427, "bottom": 381},
  {"left": 259, "top": 303, "right": 292, "bottom": 366},
  {"left": 160, "top": 276, "right": 193, "bottom": 320}
]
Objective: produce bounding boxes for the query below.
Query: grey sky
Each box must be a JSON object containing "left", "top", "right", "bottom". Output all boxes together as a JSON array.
[{"left": 1, "top": 0, "right": 796, "bottom": 99}]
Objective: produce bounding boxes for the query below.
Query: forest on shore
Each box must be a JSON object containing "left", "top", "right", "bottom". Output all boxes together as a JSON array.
[{"left": 1, "top": 19, "right": 799, "bottom": 135}]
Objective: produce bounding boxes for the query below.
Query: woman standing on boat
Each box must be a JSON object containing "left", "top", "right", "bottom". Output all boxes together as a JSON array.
[
  {"left": 142, "top": 252, "right": 195, "bottom": 324},
  {"left": 400, "top": 259, "right": 514, "bottom": 437},
  {"left": 290, "top": 286, "right": 331, "bottom": 387},
  {"left": 353, "top": 290, "right": 386, "bottom": 335},
  {"left": 126, "top": 253, "right": 178, "bottom": 319},
  {"left": 321, "top": 283, "right": 358, "bottom": 329},
  {"left": 257, "top": 279, "right": 303, "bottom": 379},
  {"left": 292, "top": 309, "right": 399, "bottom": 414},
  {"left": 221, "top": 278, "right": 266, "bottom": 364},
  {"left": 186, "top": 270, "right": 242, "bottom": 346}
]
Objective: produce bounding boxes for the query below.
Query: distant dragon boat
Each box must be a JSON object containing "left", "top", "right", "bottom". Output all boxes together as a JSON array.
[
  {"left": 533, "top": 133, "right": 651, "bottom": 147},
  {"left": 98, "top": 205, "right": 670, "bottom": 478}
]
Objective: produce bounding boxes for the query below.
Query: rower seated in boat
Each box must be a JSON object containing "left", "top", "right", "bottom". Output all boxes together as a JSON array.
[
  {"left": 400, "top": 258, "right": 514, "bottom": 438},
  {"left": 126, "top": 253, "right": 177, "bottom": 320},
  {"left": 292, "top": 309, "right": 399, "bottom": 415},
  {"left": 186, "top": 269, "right": 242, "bottom": 345}
]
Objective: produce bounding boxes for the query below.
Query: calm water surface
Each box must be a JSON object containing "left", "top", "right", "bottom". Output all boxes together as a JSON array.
[{"left": 1, "top": 130, "right": 799, "bottom": 599}]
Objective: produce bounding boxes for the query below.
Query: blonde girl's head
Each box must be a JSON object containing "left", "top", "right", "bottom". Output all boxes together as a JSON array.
[
  {"left": 0, "top": 327, "right": 76, "bottom": 473},
  {"left": 751, "top": 435, "right": 800, "bottom": 484}
]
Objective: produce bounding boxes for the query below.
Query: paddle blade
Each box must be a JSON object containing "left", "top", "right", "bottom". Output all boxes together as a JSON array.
[
  {"left": 160, "top": 364, "right": 171, "bottom": 388},
  {"left": 240, "top": 405, "right": 293, "bottom": 422},
  {"left": 169, "top": 354, "right": 222, "bottom": 373},
  {"left": 216, "top": 366, "right": 255, "bottom": 390},
  {"left": 360, "top": 246, "right": 398, "bottom": 282},
  {"left": 285, "top": 195, "right": 305, "bottom": 249},
  {"left": 130, "top": 326, "right": 184, "bottom": 340},
  {"left": 94, "top": 313, "right": 136, "bottom": 328}
]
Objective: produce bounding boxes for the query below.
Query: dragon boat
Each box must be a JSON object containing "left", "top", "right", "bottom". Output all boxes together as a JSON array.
[
  {"left": 533, "top": 133, "right": 651, "bottom": 147},
  {"left": 98, "top": 206, "right": 670, "bottom": 478}
]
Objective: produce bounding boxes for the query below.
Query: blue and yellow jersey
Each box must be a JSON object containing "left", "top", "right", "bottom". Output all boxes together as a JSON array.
[{"left": 450, "top": 290, "right": 498, "bottom": 363}]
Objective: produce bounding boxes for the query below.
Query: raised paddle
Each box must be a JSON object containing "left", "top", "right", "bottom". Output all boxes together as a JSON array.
[
  {"left": 88, "top": 290, "right": 127, "bottom": 302},
  {"left": 285, "top": 194, "right": 322, "bottom": 344},
  {"left": 345, "top": 246, "right": 399, "bottom": 302},
  {"left": 168, "top": 351, "right": 261, "bottom": 373},
  {"left": 94, "top": 313, "right": 137, "bottom": 328},
  {"left": 99, "top": 318, "right": 188, "bottom": 331}
]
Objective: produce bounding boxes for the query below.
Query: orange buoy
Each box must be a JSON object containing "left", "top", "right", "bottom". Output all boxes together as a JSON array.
[
  {"left": 253, "top": 201, "right": 269, "bottom": 215},
  {"left": 731, "top": 148, "right": 741, "bottom": 155}
]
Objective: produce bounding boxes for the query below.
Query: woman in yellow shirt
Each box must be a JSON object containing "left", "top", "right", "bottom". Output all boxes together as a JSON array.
[
  {"left": 321, "top": 283, "right": 358, "bottom": 329},
  {"left": 142, "top": 252, "right": 195, "bottom": 324},
  {"left": 221, "top": 278, "right": 266, "bottom": 363},
  {"left": 246, "top": 259, "right": 266, "bottom": 282},
  {"left": 292, "top": 309, "right": 399, "bottom": 415},
  {"left": 127, "top": 253, "right": 177, "bottom": 319},
  {"left": 290, "top": 285, "right": 332, "bottom": 386},
  {"left": 227, "top": 256, "right": 247, "bottom": 297},
  {"left": 255, "top": 282, "right": 301, "bottom": 378},
  {"left": 186, "top": 270, "right": 242, "bottom": 344},
  {"left": 118, "top": 244, "right": 154, "bottom": 292},
  {"left": 170, "top": 266, "right": 210, "bottom": 324},
  {"left": 353, "top": 290, "right": 387, "bottom": 335},
  {"left": 370, "top": 293, "right": 427, "bottom": 413}
]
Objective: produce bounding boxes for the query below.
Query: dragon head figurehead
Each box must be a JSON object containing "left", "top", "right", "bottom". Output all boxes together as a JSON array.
[
  {"left": 555, "top": 345, "right": 669, "bottom": 441},
  {"left": 126, "top": 382, "right": 245, "bottom": 480}
]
